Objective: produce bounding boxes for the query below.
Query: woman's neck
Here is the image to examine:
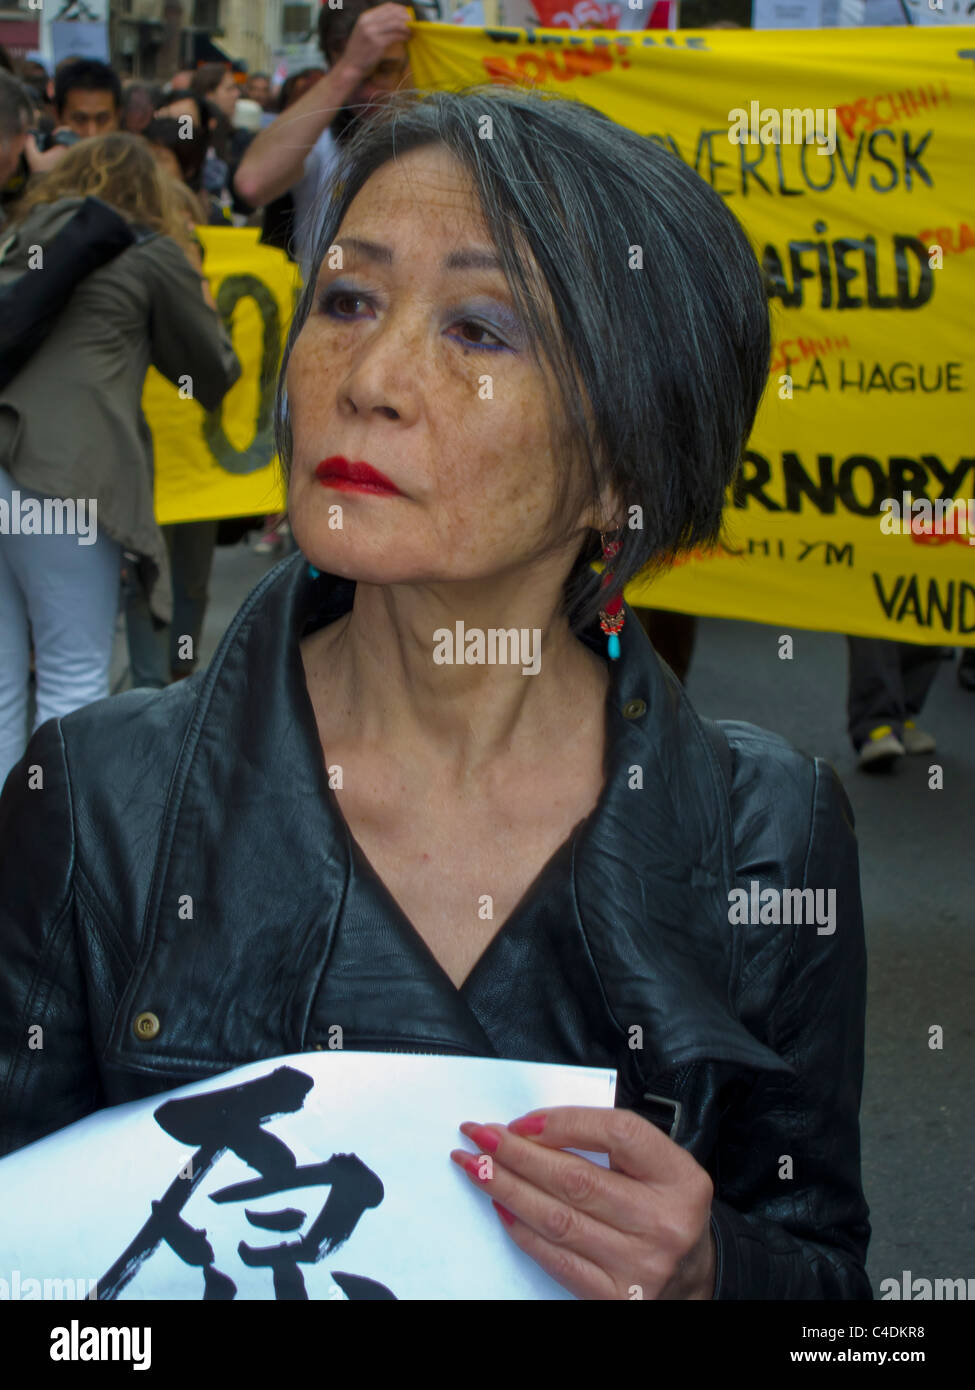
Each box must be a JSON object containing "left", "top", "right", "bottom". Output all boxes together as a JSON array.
[{"left": 301, "top": 573, "right": 609, "bottom": 781}]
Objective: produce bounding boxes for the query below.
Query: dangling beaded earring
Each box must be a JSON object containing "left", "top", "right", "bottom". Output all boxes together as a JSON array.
[{"left": 598, "top": 529, "right": 625, "bottom": 660}]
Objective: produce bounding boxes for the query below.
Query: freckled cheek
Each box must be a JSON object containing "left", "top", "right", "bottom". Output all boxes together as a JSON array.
[
  {"left": 287, "top": 344, "right": 341, "bottom": 450},
  {"left": 443, "top": 423, "right": 556, "bottom": 559},
  {"left": 484, "top": 393, "right": 557, "bottom": 515}
]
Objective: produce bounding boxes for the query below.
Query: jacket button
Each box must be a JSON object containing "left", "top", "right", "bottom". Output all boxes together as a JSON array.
[
  {"left": 622, "top": 698, "right": 647, "bottom": 719},
  {"left": 133, "top": 1011, "right": 160, "bottom": 1041}
]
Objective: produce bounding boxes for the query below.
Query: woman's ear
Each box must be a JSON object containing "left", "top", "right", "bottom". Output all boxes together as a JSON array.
[{"left": 590, "top": 478, "right": 625, "bottom": 535}]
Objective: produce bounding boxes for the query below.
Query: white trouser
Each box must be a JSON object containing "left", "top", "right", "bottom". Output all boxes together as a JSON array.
[{"left": 0, "top": 462, "right": 121, "bottom": 793}]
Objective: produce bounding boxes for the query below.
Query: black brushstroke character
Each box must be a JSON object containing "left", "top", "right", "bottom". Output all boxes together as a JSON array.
[{"left": 97, "top": 1066, "right": 396, "bottom": 1300}]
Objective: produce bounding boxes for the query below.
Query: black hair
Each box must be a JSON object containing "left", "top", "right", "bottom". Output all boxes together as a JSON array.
[
  {"left": 277, "top": 67, "right": 326, "bottom": 114},
  {"left": 54, "top": 58, "right": 121, "bottom": 117},
  {"left": 144, "top": 115, "right": 206, "bottom": 187},
  {"left": 154, "top": 89, "right": 206, "bottom": 126},
  {"left": 122, "top": 81, "right": 162, "bottom": 114},
  {"left": 276, "top": 86, "right": 771, "bottom": 631},
  {"left": 165, "top": 81, "right": 230, "bottom": 160},
  {"left": 151, "top": 90, "right": 215, "bottom": 181},
  {"left": 190, "top": 63, "right": 233, "bottom": 99}
]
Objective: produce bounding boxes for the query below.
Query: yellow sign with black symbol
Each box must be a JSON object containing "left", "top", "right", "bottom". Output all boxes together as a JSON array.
[{"left": 145, "top": 228, "right": 298, "bottom": 525}]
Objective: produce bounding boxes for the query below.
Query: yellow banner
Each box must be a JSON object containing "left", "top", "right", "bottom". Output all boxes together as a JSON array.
[
  {"left": 145, "top": 227, "right": 297, "bottom": 525},
  {"left": 148, "top": 29, "right": 975, "bottom": 643},
  {"left": 409, "top": 24, "right": 975, "bottom": 645}
]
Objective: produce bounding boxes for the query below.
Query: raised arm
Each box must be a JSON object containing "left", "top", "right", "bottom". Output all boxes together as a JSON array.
[{"left": 234, "top": 4, "right": 413, "bottom": 208}]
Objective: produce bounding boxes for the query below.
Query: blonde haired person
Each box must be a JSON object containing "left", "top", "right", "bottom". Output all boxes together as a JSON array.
[
  {"left": 0, "top": 132, "right": 241, "bottom": 788},
  {"left": 12, "top": 124, "right": 191, "bottom": 244}
]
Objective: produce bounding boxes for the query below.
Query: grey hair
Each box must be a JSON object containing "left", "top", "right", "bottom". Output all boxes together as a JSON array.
[{"left": 275, "top": 84, "right": 771, "bottom": 631}]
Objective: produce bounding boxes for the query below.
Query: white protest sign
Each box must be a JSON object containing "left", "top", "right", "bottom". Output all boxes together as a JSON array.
[
  {"left": 904, "top": 0, "right": 975, "bottom": 22},
  {"left": 751, "top": 0, "right": 825, "bottom": 27},
  {"left": 0, "top": 1052, "right": 616, "bottom": 1300},
  {"left": 50, "top": 21, "right": 110, "bottom": 66}
]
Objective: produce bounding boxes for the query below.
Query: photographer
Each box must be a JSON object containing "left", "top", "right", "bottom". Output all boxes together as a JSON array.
[{"left": 24, "top": 58, "right": 122, "bottom": 175}]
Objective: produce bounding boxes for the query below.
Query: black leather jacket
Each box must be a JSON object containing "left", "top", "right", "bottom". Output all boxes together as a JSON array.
[{"left": 0, "top": 552, "right": 872, "bottom": 1299}]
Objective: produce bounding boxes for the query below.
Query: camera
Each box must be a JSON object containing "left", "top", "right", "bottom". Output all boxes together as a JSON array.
[{"left": 31, "top": 128, "right": 81, "bottom": 153}]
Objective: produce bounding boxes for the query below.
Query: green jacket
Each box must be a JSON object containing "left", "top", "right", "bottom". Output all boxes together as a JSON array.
[{"left": 0, "top": 197, "right": 241, "bottom": 624}]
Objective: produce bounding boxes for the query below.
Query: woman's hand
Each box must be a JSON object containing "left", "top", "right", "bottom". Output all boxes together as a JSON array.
[
  {"left": 449, "top": 1106, "right": 716, "bottom": 1300},
  {"left": 337, "top": 2, "right": 414, "bottom": 82}
]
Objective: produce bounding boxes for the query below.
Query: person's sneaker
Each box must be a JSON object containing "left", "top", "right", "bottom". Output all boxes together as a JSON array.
[
  {"left": 901, "top": 719, "right": 936, "bottom": 755},
  {"left": 858, "top": 725, "right": 905, "bottom": 771},
  {"left": 253, "top": 526, "right": 283, "bottom": 555},
  {"left": 253, "top": 516, "right": 291, "bottom": 555}
]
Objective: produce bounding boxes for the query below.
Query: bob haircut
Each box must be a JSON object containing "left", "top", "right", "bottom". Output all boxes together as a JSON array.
[{"left": 275, "top": 85, "right": 771, "bottom": 631}]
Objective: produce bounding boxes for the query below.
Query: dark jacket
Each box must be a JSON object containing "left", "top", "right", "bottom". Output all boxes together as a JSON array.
[
  {"left": 0, "top": 197, "right": 242, "bottom": 625},
  {"left": 0, "top": 552, "right": 872, "bottom": 1299}
]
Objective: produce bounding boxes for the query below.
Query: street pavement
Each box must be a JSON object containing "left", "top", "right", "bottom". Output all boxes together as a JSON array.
[{"left": 106, "top": 536, "right": 974, "bottom": 1295}]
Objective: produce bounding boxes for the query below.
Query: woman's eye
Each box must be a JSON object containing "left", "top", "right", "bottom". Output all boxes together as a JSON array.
[
  {"left": 319, "top": 289, "right": 371, "bottom": 319},
  {"left": 318, "top": 291, "right": 509, "bottom": 350},
  {"left": 451, "top": 319, "right": 506, "bottom": 350}
]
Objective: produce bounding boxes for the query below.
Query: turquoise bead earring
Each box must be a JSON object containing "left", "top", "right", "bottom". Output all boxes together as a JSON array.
[{"left": 598, "top": 530, "right": 624, "bottom": 660}]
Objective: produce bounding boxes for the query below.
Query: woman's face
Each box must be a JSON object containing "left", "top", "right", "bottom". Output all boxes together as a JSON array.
[
  {"left": 213, "top": 71, "right": 239, "bottom": 118},
  {"left": 287, "top": 144, "right": 597, "bottom": 591}
]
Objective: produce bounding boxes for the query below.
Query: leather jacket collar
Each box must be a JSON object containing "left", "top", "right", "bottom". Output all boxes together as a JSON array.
[{"left": 111, "top": 552, "right": 793, "bottom": 1098}]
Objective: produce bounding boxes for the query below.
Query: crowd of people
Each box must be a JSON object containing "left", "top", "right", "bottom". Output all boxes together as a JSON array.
[
  {"left": 0, "top": 3, "right": 415, "bottom": 789},
  {"left": 0, "top": 1, "right": 971, "bottom": 793}
]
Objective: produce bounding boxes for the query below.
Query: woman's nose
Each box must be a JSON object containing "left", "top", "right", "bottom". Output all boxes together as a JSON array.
[{"left": 339, "top": 317, "right": 423, "bottom": 422}]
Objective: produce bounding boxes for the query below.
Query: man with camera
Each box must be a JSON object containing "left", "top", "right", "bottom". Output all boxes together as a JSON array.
[{"left": 25, "top": 59, "right": 122, "bottom": 175}]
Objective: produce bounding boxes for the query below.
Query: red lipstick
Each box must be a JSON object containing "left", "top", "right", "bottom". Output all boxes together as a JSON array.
[{"left": 315, "top": 457, "right": 402, "bottom": 496}]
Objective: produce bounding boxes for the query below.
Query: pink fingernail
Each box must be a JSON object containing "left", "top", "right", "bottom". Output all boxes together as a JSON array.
[
  {"left": 466, "top": 1123, "right": 500, "bottom": 1153},
  {"left": 451, "top": 1150, "right": 493, "bottom": 1182},
  {"left": 492, "top": 1201, "right": 516, "bottom": 1227},
  {"left": 508, "top": 1113, "right": 546, "bottom": 1136}
]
